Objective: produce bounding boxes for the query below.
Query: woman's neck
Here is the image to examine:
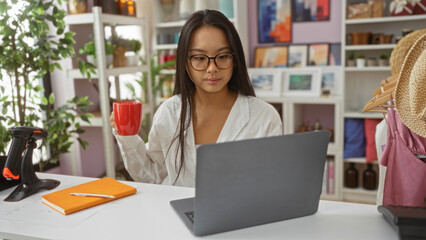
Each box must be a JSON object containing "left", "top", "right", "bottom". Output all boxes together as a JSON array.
[{"left": 193, "top": 88, "right": 237, "bottom": 109}]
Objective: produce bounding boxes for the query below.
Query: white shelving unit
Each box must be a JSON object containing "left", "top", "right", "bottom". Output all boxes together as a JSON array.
[
  {"left": 64, "top": 7, "right": 153, "bottom": 179},
  {"left": 262, "top": 92, "right": 344, "bottom": 201},
  {"left": 152, "top": 0, "right": 249, "bottom": 65},
  {"left": 341, "top": 0, "right": 426, "bottom": 203}
]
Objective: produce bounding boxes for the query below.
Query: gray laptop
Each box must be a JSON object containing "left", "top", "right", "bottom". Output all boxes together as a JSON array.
[{"left": 170, "top": 130, "right": 330, "bottom": 236}]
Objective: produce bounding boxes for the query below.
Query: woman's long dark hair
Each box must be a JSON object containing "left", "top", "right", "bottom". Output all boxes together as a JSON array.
[{"left": 170, "top": 10, "right": 255, "bottom": 184}]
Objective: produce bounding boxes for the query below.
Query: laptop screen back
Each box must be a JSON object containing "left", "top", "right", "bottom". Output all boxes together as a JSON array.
[{"left": 193, "top": 131, "right": 330, "bottom": 236}]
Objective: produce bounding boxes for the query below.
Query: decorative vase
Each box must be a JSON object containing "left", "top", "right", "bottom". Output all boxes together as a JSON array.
[
  {"left": 179, "top": 0, "right": 193, "bottom": 20},
  {"left": 68, "top": 0, "right": 88, "bottom": 14},
  {"left": 219, "top": 0, "right": 234, "bottom": 18},
  {"left": 194, "top": 0, "right": 209, "bottom": 11},
  {"left": 160, "top": 0, "right": 175, "bottom": 22}
]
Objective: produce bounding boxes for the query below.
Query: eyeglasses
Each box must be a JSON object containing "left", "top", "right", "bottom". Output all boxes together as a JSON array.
[{"left": 188, "top": 52, "right": 234, "bottom": 71}]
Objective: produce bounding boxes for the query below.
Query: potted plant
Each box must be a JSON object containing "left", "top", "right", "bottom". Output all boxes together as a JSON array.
[
  {"left": 367, "top": 57, "right": 377, "bottom": 67},
  {"left": 356, "top": 55, "right": 366, "bottom": 68},
  {"left": 347, "top": 51, "right": 356, "bottom": 67},
  {"left": 379, "top": 54, "right": 389, "bottom": 66},
  {"left": 125, "top": 39, "right": 142, "bottom": 66},
  {"left": 0, "top": 0, "right": 92, "bottom": 171},
  {"left": 79, "top": 37, "right": 114, "bottom": 67}
]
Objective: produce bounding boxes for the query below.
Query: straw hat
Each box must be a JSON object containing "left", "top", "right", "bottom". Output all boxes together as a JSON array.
[
  {"left": 394, "top": 33, "right": 426, "bottom": 137},
  {"left": 390, "top": 29, "right": 426, "bottom": 76}
]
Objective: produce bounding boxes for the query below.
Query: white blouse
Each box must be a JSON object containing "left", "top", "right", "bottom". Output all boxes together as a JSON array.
[{"left": 113, "top": 94, "right": 283, "bottom": 187}]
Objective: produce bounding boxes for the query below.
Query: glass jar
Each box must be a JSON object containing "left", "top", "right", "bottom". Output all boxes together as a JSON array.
[
  {"left": 344, "top": 162, "right": 358, "bottom": 188},
  {"left": 363, "top": 164, "right": 377, "bottom": 190}
]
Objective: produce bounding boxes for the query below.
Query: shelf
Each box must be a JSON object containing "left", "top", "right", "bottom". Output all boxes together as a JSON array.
[
  {"left": 345, "top": 44, "right": 395, "bottom": 51},
  {"left": 65, "top": 11, "right": 146, "bottom": 26},
  {"left": 154, "top": 44, "right": 178, "bottom": 50},
  {"left": 343, "top": 187, "right": 377, "bottom": 197},
  {"left": 155, "top": 20, "right": 186, "bottom": 28},
  {"left": 345, "top": 66, "right": 390, "bottom": 72},
  {"left": 345, "top": 14, "right": 426, "bottom": 24},
  {"left": 262, "top": 96, "right": 342, "bottom": 104},
  {"left": 344, "top": 158, "right": 379, "bottom": 164},
  {"left": 78, "top": 111, "right": 103, "bottom": 127},
  {"left": 344, "top": 111, "right": 384, "bottom": 119},
  {"left": 68, "top": 65, "right": 149, "bottom": 79},
  {"left": 159, "top": 69, "right": 176, "bottom": 75}
]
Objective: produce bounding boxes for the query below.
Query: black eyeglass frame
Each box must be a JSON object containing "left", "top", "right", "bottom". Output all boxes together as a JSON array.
[{"left": 187, "top": 52, "right": 234, "bottom": 71}]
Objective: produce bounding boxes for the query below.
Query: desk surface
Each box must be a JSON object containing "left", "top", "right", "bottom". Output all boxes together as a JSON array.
[{"left": 0, "top": 173, "right": 397, "bottom": 240}]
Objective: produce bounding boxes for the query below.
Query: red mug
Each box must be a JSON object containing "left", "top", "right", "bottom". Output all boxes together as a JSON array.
[{"left": 113, "top": 101, "right": 142, "bottom": 136}]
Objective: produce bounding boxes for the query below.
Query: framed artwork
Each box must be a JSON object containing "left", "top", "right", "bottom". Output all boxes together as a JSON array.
[
  {"left": 328, "top": 43, "right": 341, "bottom": 66},
  {"left": 308, "top": 43, "right": 329, "bottom": 66},
  {"left": 288, "top": 45, "right": 308, "bottom": 68},
  {"left": 258, "top": 0, "right": 292, "bottom": 43},
  {"left": 282, "top": 68, "right": 321, "bottom": 97},
  {"left": 248, "top": 68, "right": 283, "bottom": 97},
  {"left": 292, "top": 0, "right": 330, "bottom": 22},
  {"left": 254, "top": 46, "right": 288, "bottom": 68},
  {"left": 321, "top": 67, "right": 343, "bottom": 96}
]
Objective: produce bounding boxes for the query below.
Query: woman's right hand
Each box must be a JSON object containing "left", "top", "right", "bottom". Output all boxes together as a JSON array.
[{"left": 110, "top": 111, "right": 118, "bottom": 132}]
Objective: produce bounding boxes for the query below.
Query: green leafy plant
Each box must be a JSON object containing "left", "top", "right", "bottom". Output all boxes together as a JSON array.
[
  {"left": 0, "top": 0, "right": 92, "bottom": 170},
  {"left": 349, "top": 51, "right": 355, "bottom": 60},
  {"left": 380, "top": 53, "right": 388, "bottom": 60},
  {"left": 357, "top": 55, "right": 365, "bottom": 59},
  {"left": 124, "top": 54, "right": 176, "bottom": 141},
  {"left": 128, "top": 39, "right": 142, "bottom": 53},
  {"left": 79, "top": 38, "right": 114, "bottom": 57}
]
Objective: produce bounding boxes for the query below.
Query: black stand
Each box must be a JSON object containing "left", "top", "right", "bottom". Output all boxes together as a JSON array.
[{"left": 4, "top": 139, "right": 60, "bottom": 202}]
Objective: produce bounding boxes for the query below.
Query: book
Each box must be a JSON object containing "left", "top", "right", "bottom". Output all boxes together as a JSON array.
[{"left": 42, "top": 177, "right": 137, "bottom": 215}]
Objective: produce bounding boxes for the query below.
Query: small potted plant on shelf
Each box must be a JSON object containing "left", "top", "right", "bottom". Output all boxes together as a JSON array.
[
  {"left": 125, "top": 39, "right": 142, "bottom": 66},
  {"left": 367, "top": 57, "right": 376, "bottom": 67},
  {"left": 347, "top": 51, "right": 356, "bottom": 67},
  {"left": 356, "top": 55, "right": 366, "bottom": 68},
  {"left": 79, "top": 38, "right": 114, "bottom": 68},
  {"left": 379, "top": 54, "right": 389, "bottom": 66}
]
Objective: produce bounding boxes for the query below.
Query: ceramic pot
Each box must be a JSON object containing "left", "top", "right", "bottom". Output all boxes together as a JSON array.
[
  {"left": 367, "top": 58, "right": 376, "bottom": 67},
  {"left": 379, "top": 59, "right": 388, "bottom": 66},
  {"left": 356, "top": 58, "right": 366, "bottom": 68},
  {"left": 347, "top": 59, "right": 356, "bottom": 67}
]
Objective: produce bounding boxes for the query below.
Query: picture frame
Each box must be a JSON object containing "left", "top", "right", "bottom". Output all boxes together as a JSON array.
[
  {"left": 282, "top": 68, "right": 322, "bottom": 97},
  {"left": 288, "top": 45, "right": 308, "bottom": 68},
  {"left": 292, "top": 0, "right": 330, "bottom": 22},
  {"left": 258, "top": 0, "right": 292, "bottom": 43},
  {"left": 248, "top": 68, "right": 283, "bottom": 97},
  {"left": 308, "top": 43, "right": 329, "bottom": 66},
  {"left": 321, "top": 66, "right": 343, "bottom": 96},
  {"left": 254, "top": 46, "right": 288, "bottom": 68},
  {"left": 329, "top": 43, "right": 341, "bottom": 66}
]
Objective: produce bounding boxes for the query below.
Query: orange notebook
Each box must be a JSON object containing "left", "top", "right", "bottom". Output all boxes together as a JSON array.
[{"left": 42, "top": 177, "right": 137, "bottom": 215}]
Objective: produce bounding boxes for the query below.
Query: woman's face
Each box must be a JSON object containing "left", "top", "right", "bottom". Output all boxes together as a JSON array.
[{"left": 186, "top": 25, "right": 234, "bottom": 95}]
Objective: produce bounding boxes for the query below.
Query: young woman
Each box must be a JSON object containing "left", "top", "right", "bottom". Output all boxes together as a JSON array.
[{"left": 111, "top": 10, "right": 282, "bottom": 187}]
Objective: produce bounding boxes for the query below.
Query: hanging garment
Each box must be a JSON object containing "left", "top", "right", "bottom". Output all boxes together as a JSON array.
[{"left": 380, "top": 108, "right": 426, "bottom": 207}]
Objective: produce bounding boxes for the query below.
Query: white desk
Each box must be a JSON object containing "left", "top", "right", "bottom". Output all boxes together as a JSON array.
[{"left": 0, "top": 173, "right": 397, "bottom": 240}]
